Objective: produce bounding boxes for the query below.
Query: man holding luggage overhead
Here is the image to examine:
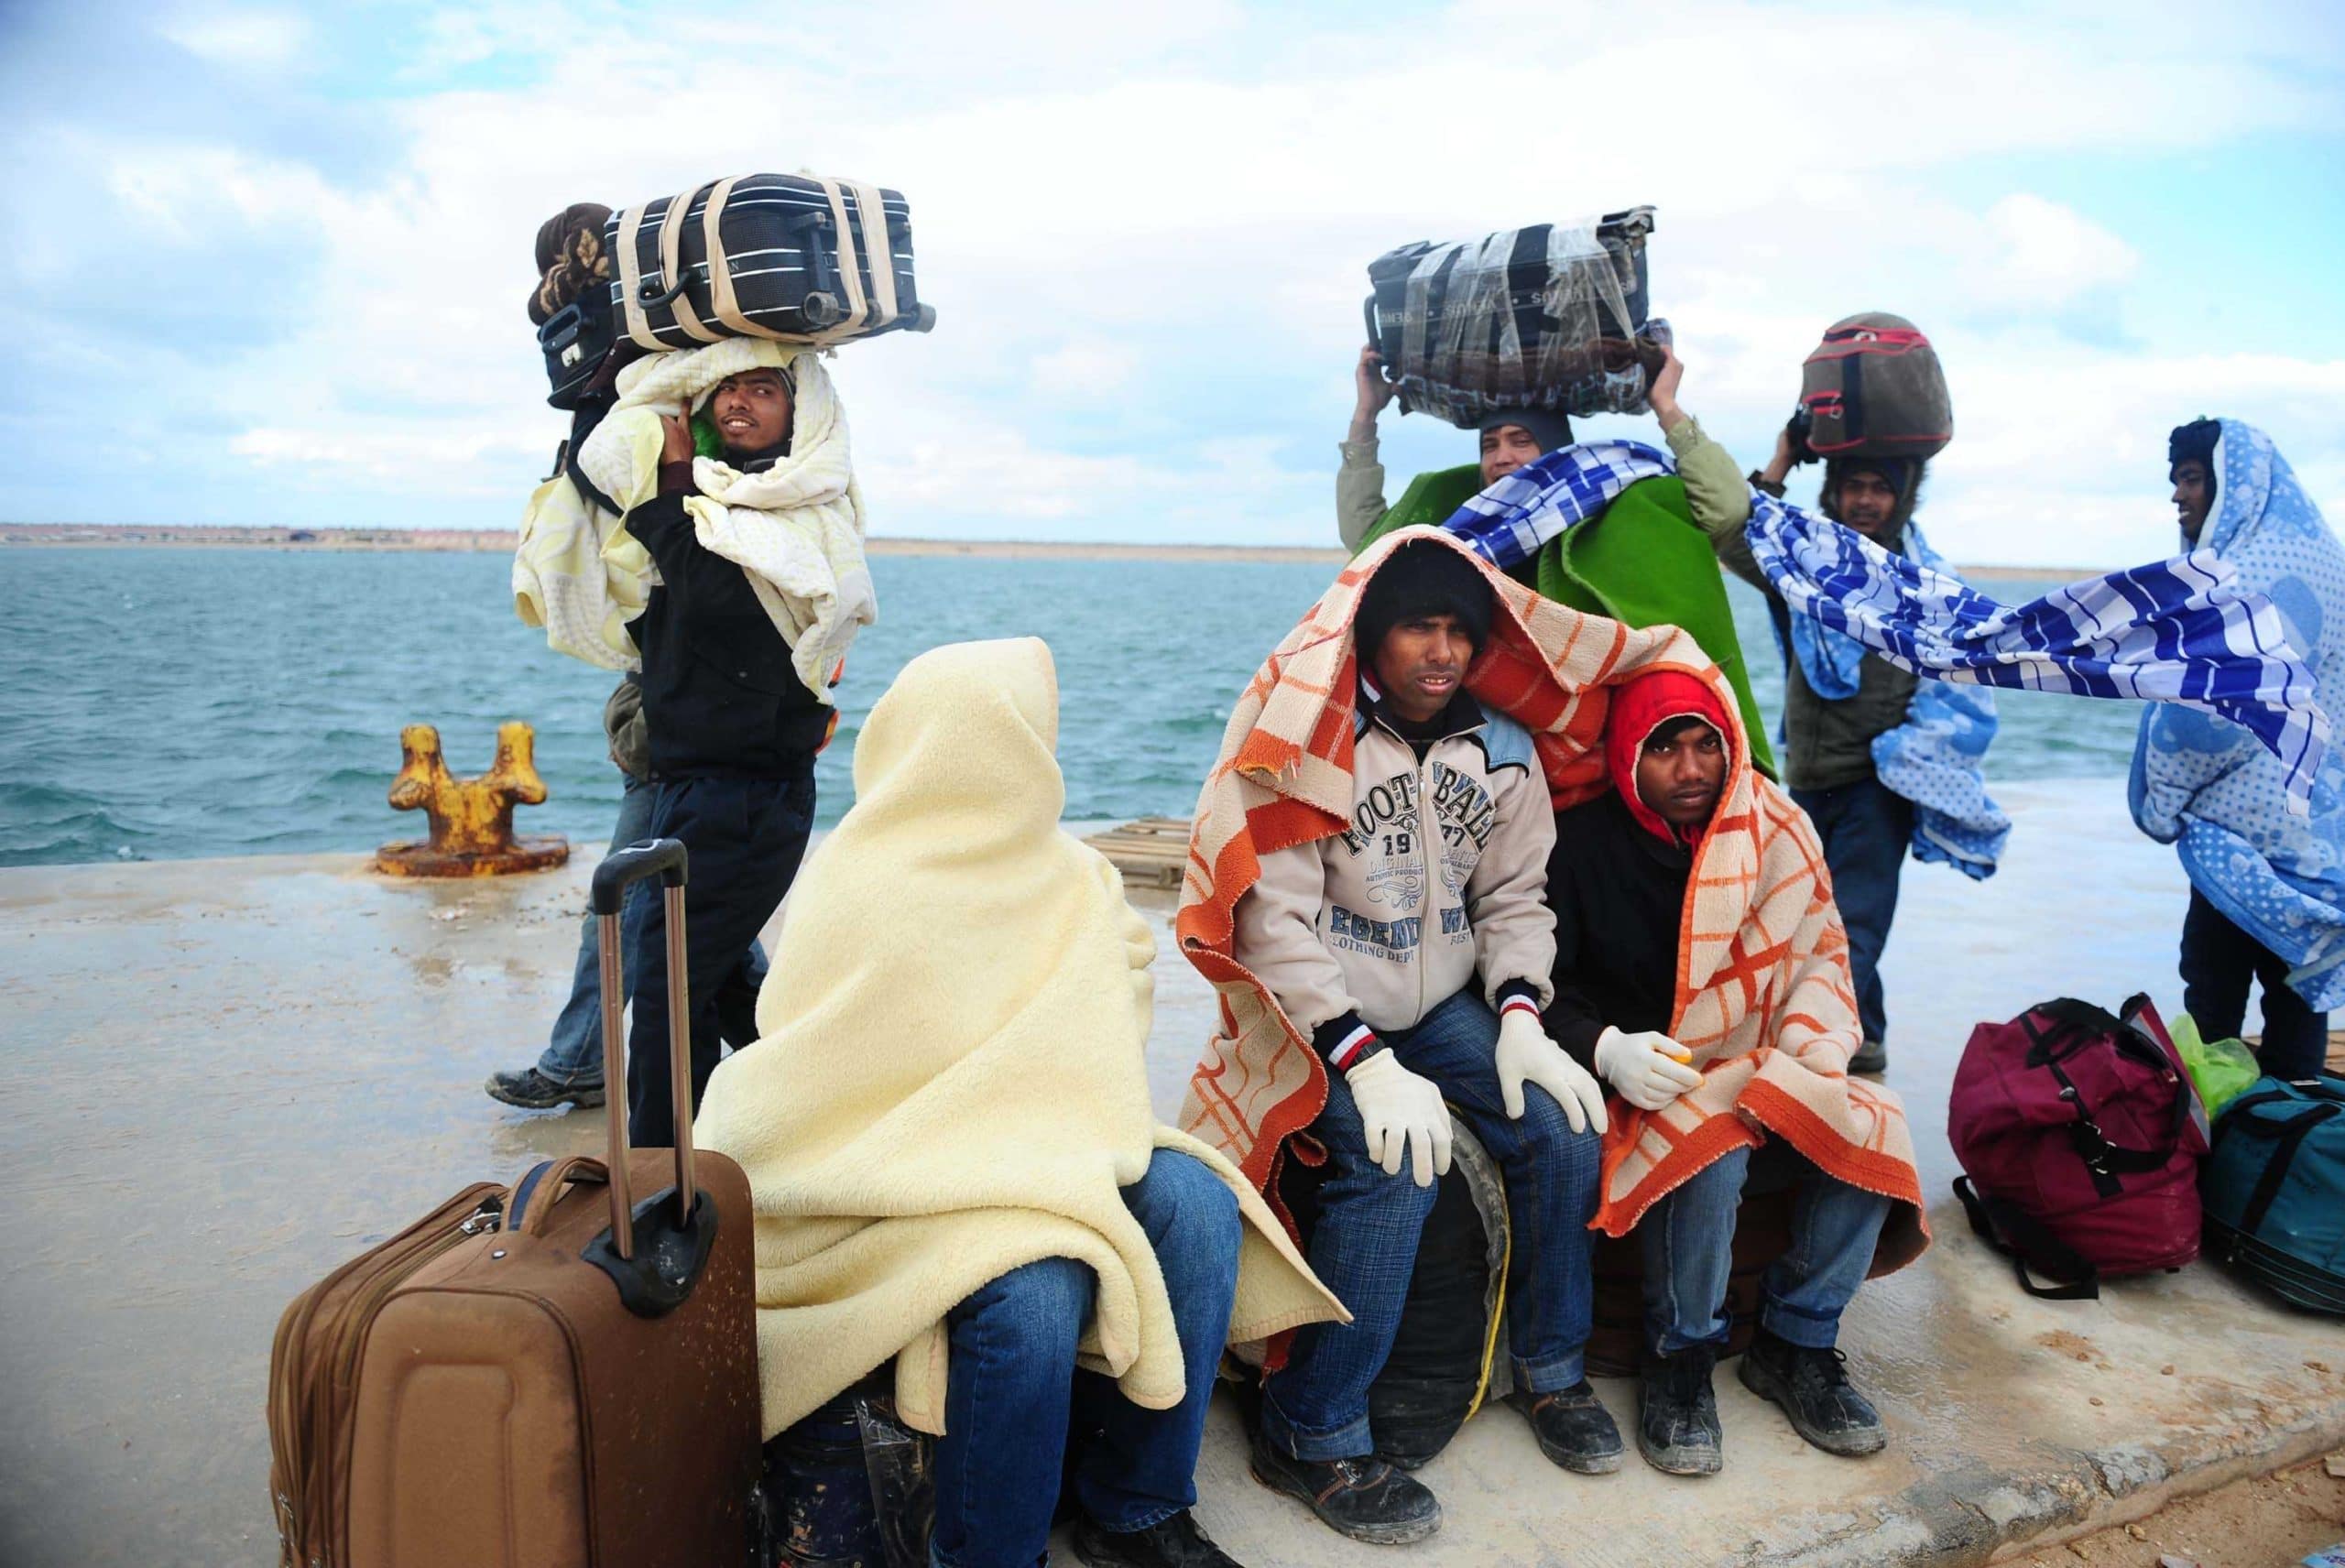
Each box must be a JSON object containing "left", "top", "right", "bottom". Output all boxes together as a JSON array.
[
  {"left": 1653, "top": 347, "right": 1925, "bottom": 1076},
  {"left": 1236, "top": 539, "right": 1614, "bottom": 1543},
  {"left": 617, "top": 358, "right": 833, "bottom": 1147},
  {"left": 1338, "top": 344, "right": 1571, "bottom": 552},
  {"left": 1544, "top": 668, "right": 1907, "bottom": 1476}
]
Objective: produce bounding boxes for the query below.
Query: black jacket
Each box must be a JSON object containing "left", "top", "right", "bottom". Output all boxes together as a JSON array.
[
  {"left": 623, "top": 491, "right": 829, "bottom": 779},
  {"left": 1543, "top": 790, "right": 1692, "bottom": 1067}
]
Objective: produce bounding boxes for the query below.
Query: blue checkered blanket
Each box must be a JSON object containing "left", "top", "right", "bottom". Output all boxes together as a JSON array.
[
  {"left": 2128, "top": 420, "right": 2345, "bottom": 1009},
  {"left": 1435, "top": 441, "right": 1674, "bottom": 567},
  {"left": 1740, "top": 485, "right": 2329, "bottom": 818},
  {"left": 1779, "top": 521, "right": 2009, "bottom": 878}
]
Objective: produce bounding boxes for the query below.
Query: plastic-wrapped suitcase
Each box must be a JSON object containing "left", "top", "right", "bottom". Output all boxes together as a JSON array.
[
  {"left": 267, "top": 840, "right": 764, "bottom": 1568},
  {"left": 608, "top": 173, "right": 936, "bottom": 353},
  {"left": 1363, "top": 206, "right": 1661, "bottom": 429}
]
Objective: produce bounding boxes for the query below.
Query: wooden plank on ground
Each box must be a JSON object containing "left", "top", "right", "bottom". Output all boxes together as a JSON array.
[{"left": 1085, "top": 816, "right": 1193, "bottom": 889}]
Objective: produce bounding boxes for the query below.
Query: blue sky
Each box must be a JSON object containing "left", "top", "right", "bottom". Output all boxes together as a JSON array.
[{"left": 2, "top": 0, "right": 2341, "bottom": 565}]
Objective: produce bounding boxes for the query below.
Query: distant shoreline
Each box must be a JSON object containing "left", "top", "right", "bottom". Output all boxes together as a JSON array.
[{"left": 0, "top": 522, "right": 2081, "bottom": 578}]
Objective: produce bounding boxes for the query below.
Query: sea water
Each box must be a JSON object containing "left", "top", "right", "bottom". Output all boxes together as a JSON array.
[{"left": 0, "top": 548, "right": 2145, "bottom": 866}]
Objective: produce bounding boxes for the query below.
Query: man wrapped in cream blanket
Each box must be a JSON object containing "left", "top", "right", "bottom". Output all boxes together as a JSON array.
[
  {"left": 512, "top": 338, "right": 875, "bottom": 700},
  {"left": 695, "top": 637, "right": 1343, "bottom": 1567}
]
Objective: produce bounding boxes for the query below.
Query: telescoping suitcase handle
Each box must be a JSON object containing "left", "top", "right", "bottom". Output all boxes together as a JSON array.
[{"left": 582, "top": 838, "right": 721, "bottom": 1317}]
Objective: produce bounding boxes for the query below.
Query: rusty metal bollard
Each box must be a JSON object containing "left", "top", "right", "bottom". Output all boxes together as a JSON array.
[{"left": 375, "top": 721, "right": 572, "bottom": 877}]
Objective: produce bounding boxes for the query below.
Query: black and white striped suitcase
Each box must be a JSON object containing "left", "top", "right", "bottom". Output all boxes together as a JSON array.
[{"left": 606, "top": 173, "right": 936, "bottom": 353}]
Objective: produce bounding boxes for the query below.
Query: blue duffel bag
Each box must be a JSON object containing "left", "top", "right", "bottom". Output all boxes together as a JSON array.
[{"left": 2201, "top": 1074, "right": 2345, "bottom": 1313}]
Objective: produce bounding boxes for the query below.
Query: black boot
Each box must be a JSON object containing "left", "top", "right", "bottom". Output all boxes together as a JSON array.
[
  {"left": 1637, "top": 1345, "right": 1722, "bottom": 1476},
  {"left": 1849, "top": 1040, "right": 1887, "bottom": 1075},
  {"left": 1249, "top": 1425, "right": 1441, "bottom": 1544},
  {"left": 1739, "top": 1329, "right": 1886, "bottom": 1457},
  {"left": 485, "top": 1066, "right": 605, "bottom": 1110},
  {"left": 1070, "top": 1510, "right": 1243, "bottom": 1568},
  {"left": 1505, "top": 1382, "right": 1624, "bottom": 1475}
]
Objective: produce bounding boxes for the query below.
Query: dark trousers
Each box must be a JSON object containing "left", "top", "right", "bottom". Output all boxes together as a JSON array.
[
  {"left": 2180, "top": 886, "right": 2330, "bottom": 1081},
  {"left": 626, "top": 772, "right": 816, "bottom": 1147},
  {"left": 1790, "top": 777, "right": 1914, "bottom": 1048}
]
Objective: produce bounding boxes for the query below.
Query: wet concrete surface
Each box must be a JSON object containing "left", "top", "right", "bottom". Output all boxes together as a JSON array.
[{"left": 3, "top": 782, "right": 2342, "bottom": 1565}]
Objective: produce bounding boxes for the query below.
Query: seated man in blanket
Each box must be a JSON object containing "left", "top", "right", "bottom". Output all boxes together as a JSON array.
[
  {"left": 695, "top": 640, "right": 1342, "bottom": 1568},
  {"left": 1544, "top": 667, "right": 1922, "bottom": 1476},
  {"left": 1237, "top": 540, "right": 1613, "bottom": 1543},
  {"left": 1338, "top": 342, "right": 1572, "bottom": 551}
]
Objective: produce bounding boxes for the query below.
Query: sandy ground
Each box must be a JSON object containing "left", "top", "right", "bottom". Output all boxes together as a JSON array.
[{"left": 2007, "top": 1457, "right": 2345, "bottom": 1565}]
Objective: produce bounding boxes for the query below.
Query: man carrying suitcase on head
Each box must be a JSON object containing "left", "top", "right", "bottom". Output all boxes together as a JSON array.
[
  {"left": 1652, "top": 344, "right": 1935, "bottom": 1077},
  {"left": 616, "top": 360, "right": 833, "bottom": 1146},
  {"left": 1337, "top": 343, "right": 1573, "bottom": 552}
]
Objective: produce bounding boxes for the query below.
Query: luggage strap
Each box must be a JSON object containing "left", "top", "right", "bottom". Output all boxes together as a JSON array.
[
  {"left": 2021, "top": 996, "right": 2192, "bottom": 1197},
  {"left": 2213, "top": 1096, "right": 2342, "bottom": 1238},
  {"left": 1953, "top": 1176, "right": 2100, "bottom": 1301},
  {"left": 657, "top": 181, "right": 723, "bottom": 344}
]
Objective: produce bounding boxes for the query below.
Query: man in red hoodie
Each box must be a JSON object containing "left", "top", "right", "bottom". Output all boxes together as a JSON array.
[{"left": 1543, "top": 670, "right": 1893, "bottom": 1478}]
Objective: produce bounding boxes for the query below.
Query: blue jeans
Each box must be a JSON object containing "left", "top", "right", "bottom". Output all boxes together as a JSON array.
[
  {"left": 535, "top": 775, "right": 769, "bottom": 1088},
  {"left": 627, "top": 773, "right": 815, "bottom": 1147},
  {"left": 1641, "top": 1144, "right": 1891, "bottom": 1355},
  {"left": 1791, "top": 777, "right": 1914, "bottom": 1048},
  {"left": 1261, "top": 988, "right": 1601, "bottom": 1462},
  {"left": 929, "top": 1150, "right": 1241, "bottom": 1568}
]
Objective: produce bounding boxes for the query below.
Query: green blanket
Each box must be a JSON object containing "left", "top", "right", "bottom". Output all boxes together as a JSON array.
[{"left": 1358, "top": 470, "right": 1776, "bottom": 778}]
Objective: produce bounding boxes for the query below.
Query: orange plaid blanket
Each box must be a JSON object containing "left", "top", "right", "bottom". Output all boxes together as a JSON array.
[{"left": 1175, "top": 528, "right": 1927, "bottom": 1273}]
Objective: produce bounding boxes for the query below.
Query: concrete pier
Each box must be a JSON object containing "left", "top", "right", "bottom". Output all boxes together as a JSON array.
[{"left": 3, "top": 782, "right": 2341, "bottom": 1565}]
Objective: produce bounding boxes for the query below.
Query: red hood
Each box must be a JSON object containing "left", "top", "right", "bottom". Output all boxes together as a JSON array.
[{"left": 1604, "top": 669, "right": 1734, "bottom": 847}]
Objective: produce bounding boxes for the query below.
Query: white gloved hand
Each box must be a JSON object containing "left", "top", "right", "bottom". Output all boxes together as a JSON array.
[
  {"left": 1344, "top": 1049, "right": 1454, "bottom": 1187},
  {"left": 1494, "top": 1007, "right": 1608, "bottom": 1135},
  {"left": 1593, "top": 1026, "right": 1707, "bottom": 1112}
]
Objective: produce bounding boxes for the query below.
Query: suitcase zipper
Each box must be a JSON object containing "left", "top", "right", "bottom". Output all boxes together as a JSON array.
[{"left": 271, "top": 1186, "right": 504, "bottom": 1566}]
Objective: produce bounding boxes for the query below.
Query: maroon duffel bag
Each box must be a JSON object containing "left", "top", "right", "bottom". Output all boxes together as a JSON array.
[{"left": 1948, "top": 995, "right": 2210, "bottom": 1298}]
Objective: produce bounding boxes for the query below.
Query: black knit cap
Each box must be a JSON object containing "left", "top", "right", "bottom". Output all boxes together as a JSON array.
[
  {"left": 1357, "top": 540, "right": 1495, "bottom": 661},
  {"left": 2169, "top": 417, "right": 2221, "bottom": 472},
  {"left": 1824, "top": 454, "right": 1920, "bottom": 500}
]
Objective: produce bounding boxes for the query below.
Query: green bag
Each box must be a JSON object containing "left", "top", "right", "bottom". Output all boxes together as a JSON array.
[
  {"left": 2174, "top": 1012, "right": 2262, "bottom": 1119},
  {"left": 1356, "top": 469, "right": 1775, "bottom": 777},
  {"left": 1533, "top": 477, "right": 1775, "bottom": 778}
]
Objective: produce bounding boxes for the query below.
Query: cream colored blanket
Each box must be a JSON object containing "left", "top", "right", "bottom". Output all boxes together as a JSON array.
[
  {"left": 511, "top": 339, "right": 876, "bottom": 698},
  {"left": 695, "top": 638, "right": 1344, "bottom": 1440}
]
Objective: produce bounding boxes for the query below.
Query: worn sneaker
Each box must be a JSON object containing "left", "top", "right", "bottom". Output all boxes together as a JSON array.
[
  {"left": 1505, "top": 1382, "right": 1624, "bottom": 1475},
  {"left": 484, "top": 1067, "right": 605, "bottom": 1111},
  {"left": 1249, "top": 1425, "right": 1441, "bottom": 1544},
  {"left": 1739, "top": 1330, "right": 1887, "bottom": 1457},
  {"left": 1637, "top": 1346, "right": 1723, "bottom": 1476},
  {"left": 1849, "top": 1040, "right": 1887, "bottom": 1075},
  {"left": 1070, "top": 1509, "right": 1243, "bottom": 1568}
]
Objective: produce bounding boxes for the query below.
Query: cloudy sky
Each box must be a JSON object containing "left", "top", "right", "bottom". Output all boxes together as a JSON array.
[{"left": 3, "top": 0, "right": 2340, "bottom": 565}]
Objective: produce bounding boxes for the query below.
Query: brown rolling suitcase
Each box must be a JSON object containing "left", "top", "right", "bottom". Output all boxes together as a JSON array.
[{"left": 267, "top": 839, "right": 763, "bottom": 1568}]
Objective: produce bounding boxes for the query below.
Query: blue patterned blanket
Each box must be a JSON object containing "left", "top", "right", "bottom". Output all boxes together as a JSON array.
[{"left": 2128, "top": 420, "right": 2345, "bottom": 1009}]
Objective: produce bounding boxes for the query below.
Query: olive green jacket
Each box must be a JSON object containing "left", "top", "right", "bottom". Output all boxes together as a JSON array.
[
  {"left": 1665, "top": 416, "right": 1916, "bottom": 792},
  {"left": 1336, "top": 436, "right": 1390, "bottom": 553}
]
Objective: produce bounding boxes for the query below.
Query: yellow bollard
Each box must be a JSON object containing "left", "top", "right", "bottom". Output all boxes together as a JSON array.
[{"left": 375, "top": 721, "right": 572, "bottom": 877}]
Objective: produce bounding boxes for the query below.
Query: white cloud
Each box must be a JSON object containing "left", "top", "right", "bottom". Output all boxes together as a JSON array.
[
  {"left": 159, "top": 8, "right": 309, "bottom": 69},
  {"left": 9, "top": 0, "right": 2345, "bottom": 553},
  {"left": 1979, "top": 193, "right": 2139, "bottom": 307},
  {"left": 1031, "top": 339, "right": 1139, "bottom": 399}
]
